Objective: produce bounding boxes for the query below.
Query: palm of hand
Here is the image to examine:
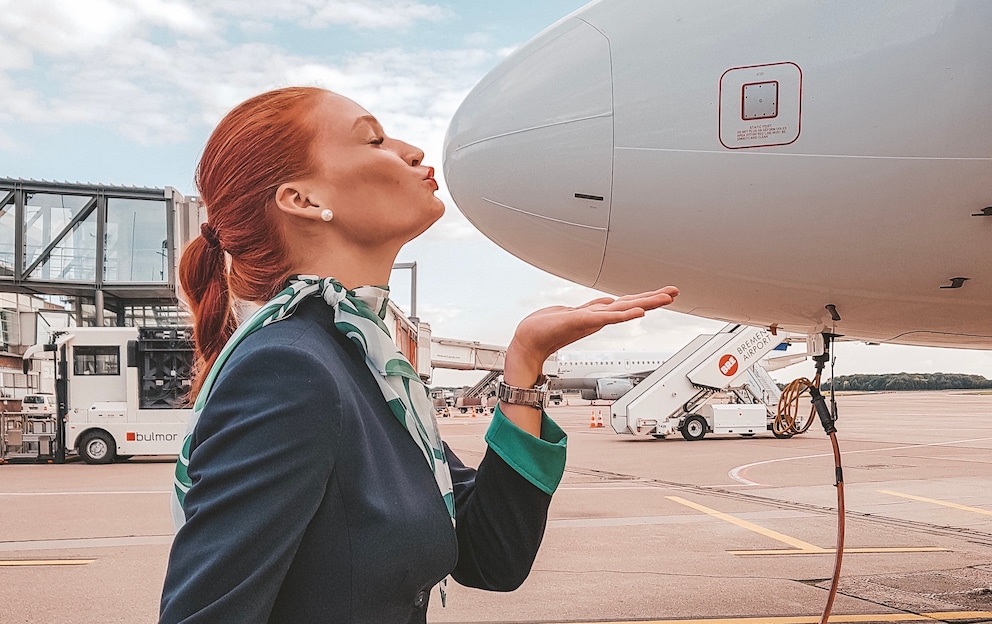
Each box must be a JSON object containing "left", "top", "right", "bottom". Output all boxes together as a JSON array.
[{"left": 510, "top": 287, "right": 680, "bottom": 367}]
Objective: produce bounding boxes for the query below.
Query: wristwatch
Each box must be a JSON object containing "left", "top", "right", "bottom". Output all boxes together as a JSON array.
[{"left": 496, "top": 375, "right": 548, "bottom": 409}]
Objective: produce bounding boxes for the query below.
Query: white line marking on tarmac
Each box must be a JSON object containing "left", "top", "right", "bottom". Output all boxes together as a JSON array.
[
  {"left": 557, "top": 486, "right": 655, "bottom": 490},
  {"left": 907, "top": 454, "right": 992, "bottom": 465},
  {"left": 558, "top": 611, "right": 992, "bottom": 623},
  {"left": 728, "top": 436, "right": 992, "bottom": 486},
  {"left": 0, "top": 490, "right": 170, "bottom": 496},
  {"left": 0, "top": 559, "right": 95, "bottom": 566}
]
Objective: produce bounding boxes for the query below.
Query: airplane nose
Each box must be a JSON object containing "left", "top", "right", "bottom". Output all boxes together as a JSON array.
[{"left": 443, "top": 16, "right": 613, "bottom": 287}]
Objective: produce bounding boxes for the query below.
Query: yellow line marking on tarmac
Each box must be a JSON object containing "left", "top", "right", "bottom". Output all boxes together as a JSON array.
[
  {"left": 667, "top": 496, "right": 949, "bottom": 556},
  {"left": 0, "top": 559, "right": 94, "bottom": 566},
  {"left": 880, "top": 489, "right": 992, "bottom": 516},
  {"left": 666, "top": 496, "right": 826, "bottom": 552},
  {"left": 561, "top": 612, "right": 992, "bottom": 623},
  {"left": 729, "top": 547, "right": 950, "bottom": 556}
]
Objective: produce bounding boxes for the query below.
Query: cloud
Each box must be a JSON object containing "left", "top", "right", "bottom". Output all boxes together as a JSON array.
[
  {"left": 0, "top": 1, "right": 493, "bottom": 149},
  {"left": 19, "top": 49, "right": 465, "bottom": 141},
  {"left": 0, "top": 40, "right": 32, "bottom": 71},
  {"left": 309, "top": 1, "right": 449, "bottom": 29},
  {"left": 202, "top": 0, "right": 447, "bottom": 30},
  {"left": 0, "top": 0, "right": 212, "bottom": 58},
  {"left": 418, "top": 303, "right": 461, "bottom": 326}
]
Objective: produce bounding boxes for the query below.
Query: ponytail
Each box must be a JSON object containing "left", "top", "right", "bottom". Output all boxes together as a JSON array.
[{"left": 179, "top": 235, "right": 237, "bottom": 398}]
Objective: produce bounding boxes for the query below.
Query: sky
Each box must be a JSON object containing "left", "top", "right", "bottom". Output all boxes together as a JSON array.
[{"left": 1, "top": 0, "right": 989, "bottom": 386}]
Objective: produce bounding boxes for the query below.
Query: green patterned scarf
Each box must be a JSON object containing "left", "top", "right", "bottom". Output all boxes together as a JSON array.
[{"left": 170, "top": 275, "right": 455, "bottom": 536}]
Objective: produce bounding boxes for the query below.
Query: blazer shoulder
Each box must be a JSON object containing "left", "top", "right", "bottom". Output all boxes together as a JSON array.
[{"left": 226, "top": 300, "right": 355, "bottom": 371}]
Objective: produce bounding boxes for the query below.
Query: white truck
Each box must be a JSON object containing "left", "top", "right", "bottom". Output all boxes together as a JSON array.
[{"left": 22, "top": 326, "right": 192, "bottom": 464}]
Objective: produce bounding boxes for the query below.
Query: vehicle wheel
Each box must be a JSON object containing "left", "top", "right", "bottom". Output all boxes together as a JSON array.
[
  {"left": 680, "top": 415, "right": 707, "bottom": 441},
  {"left": 79, "top": 431, "right": 115, "bottom": 464},
  {"left": 459, "top": 408, "right": 467, "bottom": 414}
]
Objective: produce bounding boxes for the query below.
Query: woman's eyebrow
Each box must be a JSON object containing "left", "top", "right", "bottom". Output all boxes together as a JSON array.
[{"left": 352, "top": 114, "right": 380, "bottom": 132}]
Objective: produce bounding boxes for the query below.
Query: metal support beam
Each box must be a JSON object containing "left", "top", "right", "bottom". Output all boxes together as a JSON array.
[
  {"left": 95, "top": 193, "right": 106, "bottom": 290},
  {"left": 13, "top": 186, "right": 23, "bottom": 280},
  {"left": 95, "top": 288, "right": 104, "bottom": 326},
  {"left": 22, "top": 196, "right": 98, "bottom": 279},
  {"left": 0, "top": 189, "right": 13, "bottom": 212},
  {"left": 165, "top": 195, "right": 175, "bottom": 287},
  {"left": 392, "top": 261, "right": 417, "bottom": 319}
]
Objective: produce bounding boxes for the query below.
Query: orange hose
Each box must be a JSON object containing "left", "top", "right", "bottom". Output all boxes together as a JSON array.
[
  {"left": 774, "top": 372, "right": 821, "bottom": 436},
  {"left": 777, "top": 375, "right": 844, "bottom": 623},
  {"left": 820, "top": 431, "right": 845, "bottom": 624}
]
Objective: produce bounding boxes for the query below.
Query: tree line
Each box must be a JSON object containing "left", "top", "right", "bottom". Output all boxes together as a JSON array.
[{"left": 820, "top": 373, "right": 992, "bottom": 392}]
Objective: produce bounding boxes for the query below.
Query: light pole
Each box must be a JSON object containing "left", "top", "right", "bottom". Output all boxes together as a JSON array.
[{"left": 391, "top": 262, "right": 417, "bottom": 321}]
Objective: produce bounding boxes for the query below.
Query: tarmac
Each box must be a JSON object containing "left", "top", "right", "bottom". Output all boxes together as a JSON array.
[{"left": 1, "top": 390, "right": 991, "bottom": 623}]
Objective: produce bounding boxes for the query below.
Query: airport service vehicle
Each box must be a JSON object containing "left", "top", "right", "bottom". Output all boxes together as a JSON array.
[
  {"left": 611, "top": 324, "right": 786, "bottom": 440},
  {"left": 454, "top": 395, "right": 484, "bottom": 413},
  {"left": 444, "top": 0, "right": 992, "bottom": 350},
  {"left": 22, "top": 327, "right": 192, "bottom": 464},
  {"left": 21, "top": 393, "right": 56, "bottom": 414}
]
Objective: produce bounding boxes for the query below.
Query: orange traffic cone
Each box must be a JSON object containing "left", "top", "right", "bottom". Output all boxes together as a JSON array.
[
  {"left": 589, "top": 412, "right": 597, "bottom": 428},
  {"left": 470, "top": 406, "right": 477, "bottom": 418},
  {"left": 596, "top": 411, "right": 605, "bottom": 428}
]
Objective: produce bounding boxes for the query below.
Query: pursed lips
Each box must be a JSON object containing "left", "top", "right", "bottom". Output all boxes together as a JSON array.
[{"left": 424, "top": 166, "right": 438, "bottom": 191}]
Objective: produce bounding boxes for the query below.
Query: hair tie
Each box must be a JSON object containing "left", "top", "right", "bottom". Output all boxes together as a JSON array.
[{"left": 200, "top": 222, "right": 222, "bottom": 250}]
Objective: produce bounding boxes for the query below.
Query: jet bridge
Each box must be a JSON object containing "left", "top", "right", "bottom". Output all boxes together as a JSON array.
[
  {"left": 0, "top": 178, "right": 203, "bottom": 326},
  {"left": 611, "top": 324, "right": 787, "bottom": 440},
  {"left": 429, "top": 337, "right": 507, "bottom": 372}
]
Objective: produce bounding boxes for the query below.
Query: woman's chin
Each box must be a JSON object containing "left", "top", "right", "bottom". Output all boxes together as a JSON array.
[{"left": 409, "top": 203, "right": 446, "bottom": 240}]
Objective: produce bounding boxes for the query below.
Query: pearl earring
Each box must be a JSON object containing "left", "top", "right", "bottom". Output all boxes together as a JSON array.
[{"left": 320, "top": 208, "right": 334, "bottom": 222}]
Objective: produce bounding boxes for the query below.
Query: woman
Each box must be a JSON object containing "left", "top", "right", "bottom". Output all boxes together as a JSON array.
[{"left": 159, "top": 86, "right": 678, "bottom": 624}]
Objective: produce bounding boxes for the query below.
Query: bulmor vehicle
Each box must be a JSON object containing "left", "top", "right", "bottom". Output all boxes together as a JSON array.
[{"left": 23, "top": 327, "right": 192, "bottom": 464}]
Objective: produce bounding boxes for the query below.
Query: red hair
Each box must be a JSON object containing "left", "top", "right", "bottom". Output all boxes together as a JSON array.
[{"left": 179, "top": 86, "right": 326, "bottom": 397}]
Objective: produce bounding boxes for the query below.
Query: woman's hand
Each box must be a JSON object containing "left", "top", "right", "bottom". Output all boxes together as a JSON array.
[
  {"left": 503, "top": 287, "right": 679, "bottom": 387},
  {"left": 500, "top": 286, "right": 679, "bottom": 436}
]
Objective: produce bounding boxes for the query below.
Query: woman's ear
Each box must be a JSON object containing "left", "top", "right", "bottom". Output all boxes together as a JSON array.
[{"left": 274, "top": 182, "right": 326, "bottom": 221}]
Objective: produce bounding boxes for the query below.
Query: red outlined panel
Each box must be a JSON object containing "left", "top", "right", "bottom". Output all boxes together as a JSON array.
[{"left": 719, "top": 62, "right": 802, "bottom": 149}]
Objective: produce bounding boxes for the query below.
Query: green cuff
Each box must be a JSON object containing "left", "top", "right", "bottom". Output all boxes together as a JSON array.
[{"left": 484, "top": 404, "right": 567, "bottom": 495}]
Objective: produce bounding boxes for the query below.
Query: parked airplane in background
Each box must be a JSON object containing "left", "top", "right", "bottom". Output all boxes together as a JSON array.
[
  {"left": 550, "top": 351, "right": 669, "bottom": 401},
  {"left": 444, "top": 0, "right": 992, "bottom": 350}
]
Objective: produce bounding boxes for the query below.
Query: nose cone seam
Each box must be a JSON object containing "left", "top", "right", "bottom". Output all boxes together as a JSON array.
[
  {"left": 443, "top": 16, "right": 614, "bottom": 288},
  {"left": 454, "top": 112, "right": 614, "bottom": 153}
]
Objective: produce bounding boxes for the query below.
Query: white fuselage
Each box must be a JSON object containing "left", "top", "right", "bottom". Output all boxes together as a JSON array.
[
  {"left": 551, "top": 351, "right": 667, "bottom": 391},
  {"left": 444, "top": 0, "right": 992, "bottom": 349}
]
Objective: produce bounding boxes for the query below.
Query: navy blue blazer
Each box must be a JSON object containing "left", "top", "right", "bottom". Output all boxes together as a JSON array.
[{"left": 160, "top": 298, "right": 555, "bottom": 623}]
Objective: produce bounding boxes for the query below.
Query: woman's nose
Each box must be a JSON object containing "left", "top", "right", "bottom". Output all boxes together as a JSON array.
[{"left": 398, "top": 141, "right": 425, "bottom": 167}]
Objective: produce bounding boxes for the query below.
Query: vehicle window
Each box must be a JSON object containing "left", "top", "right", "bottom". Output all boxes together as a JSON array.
[
  {"left": 74, "top": 346, "right": 120, "bottom": 376},
  {"left": 24, "top": 396, "right": 42, "bottom": 404}
]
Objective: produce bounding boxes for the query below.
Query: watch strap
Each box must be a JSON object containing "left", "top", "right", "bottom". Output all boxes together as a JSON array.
[{"left": 497, "top": 375, "right": 548, "bottom": 409}]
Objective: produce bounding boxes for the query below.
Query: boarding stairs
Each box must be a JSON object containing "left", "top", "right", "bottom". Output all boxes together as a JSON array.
[
  {"left": 737, "top": 364, "right": 783, "bottom": 418},
  {"left": 610, "top": 324, "right": 785, "bottom": 439},
  {"left": 463, "top": 370, "right": 501, "bottom": 400}
]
